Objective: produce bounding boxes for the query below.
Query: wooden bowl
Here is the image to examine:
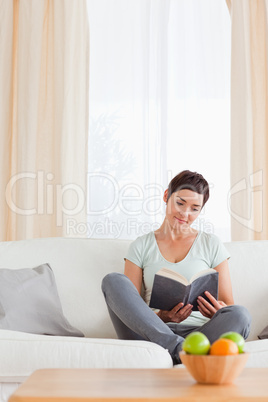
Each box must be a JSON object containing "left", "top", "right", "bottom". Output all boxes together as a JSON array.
[{"left": 179, "top": 351, "right": 249, "bottom": 384}]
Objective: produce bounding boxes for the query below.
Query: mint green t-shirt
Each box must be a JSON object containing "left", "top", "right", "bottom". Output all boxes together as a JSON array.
[{"left": 125, "top": 231, "right": 230, "bottom": 327}]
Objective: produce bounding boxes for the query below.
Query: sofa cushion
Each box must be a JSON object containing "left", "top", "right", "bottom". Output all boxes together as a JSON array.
[
  {"left": 0, "top": 238, "right": 132, "bottom": 339},
  {"left": 0, "top": 264, "right": 83, "bottom": 337},
  {"left": 224, "top": 240, "right": 268, "bottom": 341},
  {"left": 258, "top": 325, "right": 268, "bottom": 340},
  {"left": 244, "top": 340, "right": 268, "bottom": 367},
  {"left": 0, "top": 330, "right": 172, "bottom": 379}
]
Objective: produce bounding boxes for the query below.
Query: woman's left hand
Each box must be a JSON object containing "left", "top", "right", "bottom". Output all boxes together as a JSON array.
[{"left": 197, "top": 291, "right": 227, "bottom": 318}]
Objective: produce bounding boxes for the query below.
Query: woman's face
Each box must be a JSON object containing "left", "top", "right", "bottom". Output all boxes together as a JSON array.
[{"left": 164, "top": 188, "right": 204, "bottom": 231}]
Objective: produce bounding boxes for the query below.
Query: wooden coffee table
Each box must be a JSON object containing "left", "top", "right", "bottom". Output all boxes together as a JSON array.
[{"left": 8, "top": 367, "right": 268, "bottom": 401}]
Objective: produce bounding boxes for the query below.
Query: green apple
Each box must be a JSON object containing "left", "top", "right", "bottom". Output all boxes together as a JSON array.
[
  {"left": 182, "top": 332, "right": 210, "bottom": 355},
  {"left": 219, "top": 331, "right": 245, "bottom": 353}
]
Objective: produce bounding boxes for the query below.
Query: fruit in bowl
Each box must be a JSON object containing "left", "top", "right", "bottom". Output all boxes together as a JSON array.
[
  {"left": 209, "top": 338, "right": 239, "bottom": 355},
  {"left": 219, "top": 331, "right": 245, "bottom": 353},
  {"left": 180, "top": 331, "right": 248, "bottom": 384},
  {"left": 182, "top": 332, "right": 210, "bottom": 355}
]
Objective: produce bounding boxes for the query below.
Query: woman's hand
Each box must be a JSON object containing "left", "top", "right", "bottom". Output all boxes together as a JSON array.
[
  {"left": 157, "top": 302, "right": 193, "bottom": 323},
  {"left": 197, "top": 291, "right": 227, "bottom": 318}
]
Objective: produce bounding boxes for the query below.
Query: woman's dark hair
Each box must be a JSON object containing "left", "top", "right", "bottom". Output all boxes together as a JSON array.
[{"left": 167, "top": 170, "right": 209, "bottom": 207}]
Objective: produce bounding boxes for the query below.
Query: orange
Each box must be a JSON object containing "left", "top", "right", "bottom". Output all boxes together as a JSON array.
[{"left": 209, "top": 338, "right": 239, "bottom": 355}]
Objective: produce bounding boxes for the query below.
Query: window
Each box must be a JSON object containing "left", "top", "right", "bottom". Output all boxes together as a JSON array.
[{"left": 86, "top": 0, "right": 231, "bottom": 241}]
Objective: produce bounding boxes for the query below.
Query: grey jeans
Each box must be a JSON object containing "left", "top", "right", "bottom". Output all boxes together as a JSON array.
[{"left": 102, "top": 272, "right": 251, "bottom": 364}]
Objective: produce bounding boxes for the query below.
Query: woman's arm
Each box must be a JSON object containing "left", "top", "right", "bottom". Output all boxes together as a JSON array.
[
  {"left": 197, "top": 259, "right": 234, "bottom": 318},
  {"left": 124, "top": 259, "right": 143, "bottom": 294},
  {"left": 214, "top": 259, "right": 234, "bottom": 305}
]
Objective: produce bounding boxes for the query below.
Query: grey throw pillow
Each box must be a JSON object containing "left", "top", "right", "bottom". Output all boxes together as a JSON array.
[
  {"left": 0, "top": 263, "right": 84, "bottom": 337},
  {"left": 258, "top": 325, "right": 268, "bottom": 340}
]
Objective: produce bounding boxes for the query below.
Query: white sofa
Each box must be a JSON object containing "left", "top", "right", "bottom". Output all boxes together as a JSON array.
[{"left": 0, "top": 237, "right": 268, "bottom": 402}]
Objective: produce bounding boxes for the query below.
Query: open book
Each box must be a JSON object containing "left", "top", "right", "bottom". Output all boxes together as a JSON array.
[{"left": 149, "top": 268, "right": 219, "bottom": 311}]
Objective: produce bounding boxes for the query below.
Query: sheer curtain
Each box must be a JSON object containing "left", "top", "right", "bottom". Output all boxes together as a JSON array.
[{"left": 85, "top": 0, "right": 231, "bottom": 241}]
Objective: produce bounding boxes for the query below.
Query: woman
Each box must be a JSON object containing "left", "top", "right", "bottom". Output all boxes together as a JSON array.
[{"left": 102, "top": 170, "right": 251, "bottom": 364}]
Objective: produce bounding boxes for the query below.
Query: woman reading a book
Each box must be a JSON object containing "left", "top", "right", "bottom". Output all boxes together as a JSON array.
[{"left": 102, "top": 170, "right": 251, "bottom": 364}]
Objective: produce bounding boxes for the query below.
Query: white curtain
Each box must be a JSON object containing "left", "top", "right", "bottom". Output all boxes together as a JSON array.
[{"left": 85, "top": 0, "right": 231, "bottom": 241}]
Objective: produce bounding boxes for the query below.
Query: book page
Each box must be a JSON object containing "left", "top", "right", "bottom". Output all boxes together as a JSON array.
[
  {"left": 189, "top": 268, "right": 217, "bottom": 284},
  {"left": 157, "top": 268, "right": 189, "bottom": 286}
]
